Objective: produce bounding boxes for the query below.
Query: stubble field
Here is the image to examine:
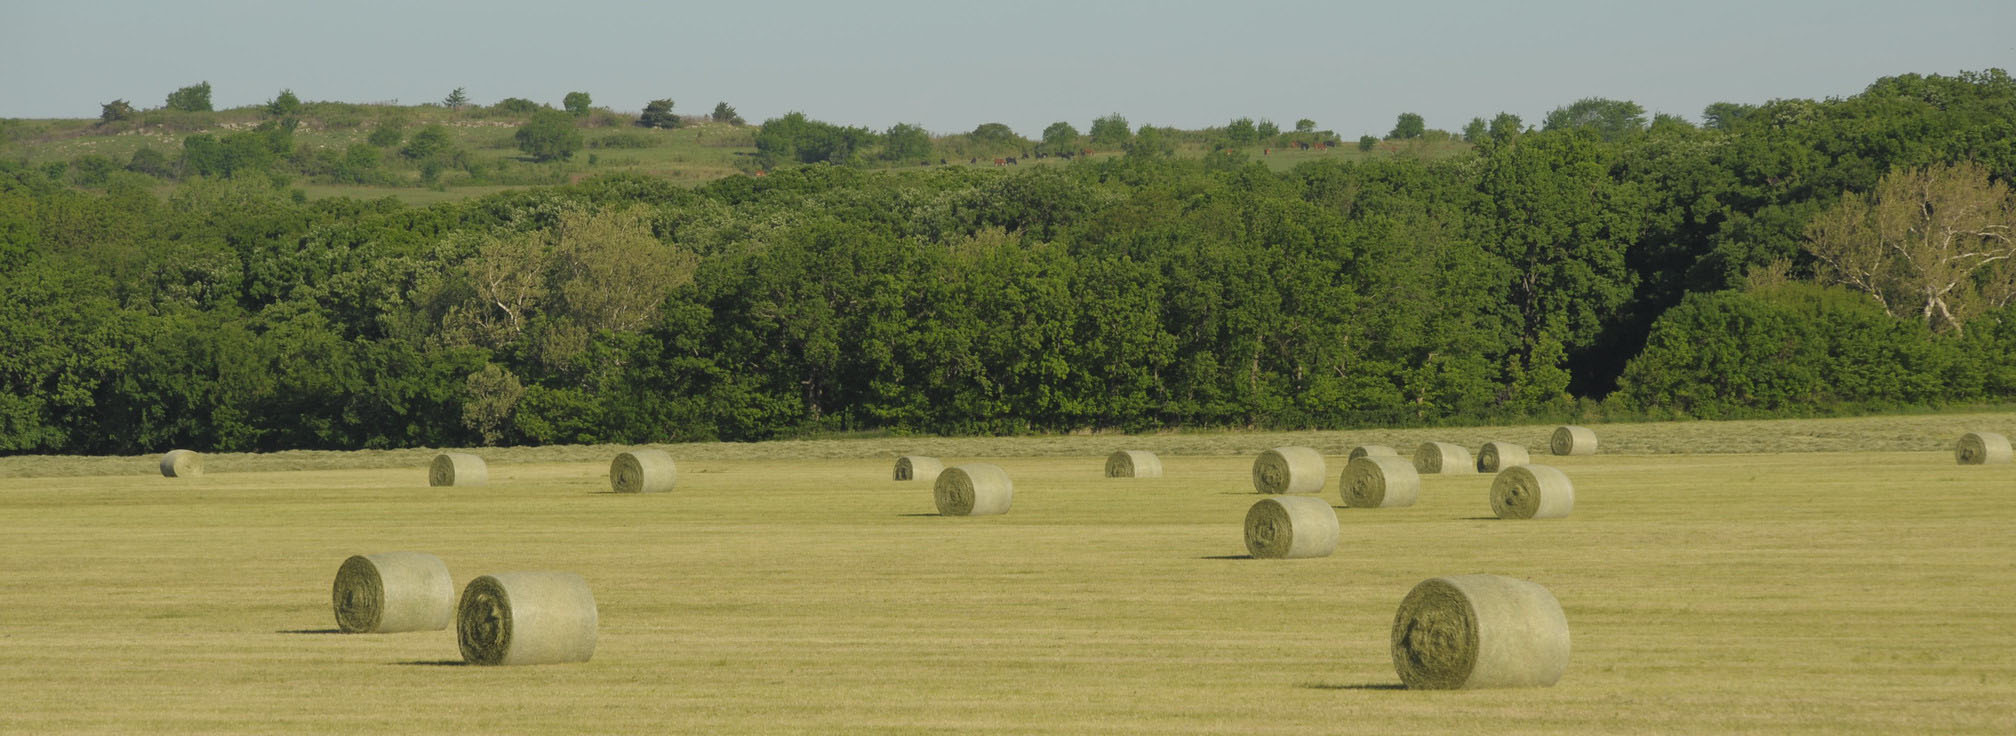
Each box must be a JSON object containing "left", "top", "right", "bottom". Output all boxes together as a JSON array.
[{"left": 2, "top": 413, "right": 2013, "bottom": 734}]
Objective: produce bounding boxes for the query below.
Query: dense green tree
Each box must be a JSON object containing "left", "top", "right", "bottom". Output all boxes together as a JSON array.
[
  {"left": 1257, "top": 119, "right": 1280, "bottom": 139},
  {"left": 1542, "top": 97, "right": 1647, "bottom": 141},
  {"left": 1701, "top": 101, "right": 1756, "bottom": 131},
  {"left": 638, "top": 98, "right": 679, "bottom": 129},
  {"left": 1388, "top": 112, "right": 1424, "bottom": 139},
  {"left": 881, "top": 123, "right": 932, "bottom": 162},
  {"left": 1462, "top": 117, "right": 1487, "bottom": 143},
  {"left": 1294, "top": 118, "right": 1316, "bottom": 133},
  {"left": 99, "top": 99, "right": 134, "bottom": 124},
  {"left": 367, "top": 118, "right": 404, "bottom": 147},
  {"left": 516, "top": 110, "right": 584, "bottom": 162},
  {"left": 711, "top": 101, "right": 743, "bottom": 125},
  {"left": 1357, "top": 135, "right": 1376, "bottom": 152},
  {"left": 265, "top": 89, "right": 302, "bottom": 117},
  {"left": 1487, "top": 112, "right": 1523, "bottom": 143},
  {"left": 1123, "top": 126, "right": 1173, "bottom": 158},
  {"left": 1225, "top": 118, "right": 1258, "bottom": 145},
  {"left": 400, "top": 125, "right": 454, "bottom": 160},
  {"left": 443, "top": 87, "right": 469, "bottom": 110},
  {"left": 166, "top": 82, "right": 213, "bottom": 112},
  {"left": 1039, "top": 121, "right": 1079, "bottom": 156},
  {"left": 754, "top": 112, "right": 876, "bottom": 166},
  {"left": 1088, "top": 114, "right": 1131, "bottom": 146},
  {"left": 563, "top": 91, "right": 592, "bottom": 116}
]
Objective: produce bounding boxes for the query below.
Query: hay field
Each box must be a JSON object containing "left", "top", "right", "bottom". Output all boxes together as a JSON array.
[{"left": 2, "top": 415, "right": 2013, "bottom": 733}]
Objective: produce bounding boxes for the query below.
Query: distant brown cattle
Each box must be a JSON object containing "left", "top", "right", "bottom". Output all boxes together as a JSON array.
[{"left": 993, "top": 158, "right": 1006, "bottom": 166}]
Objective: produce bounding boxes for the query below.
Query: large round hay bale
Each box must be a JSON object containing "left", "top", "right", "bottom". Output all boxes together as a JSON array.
[
  {"left": 332, "top": 552, "right": 454, "bottom": 634},
  {"left": 1550, "top": 425, "right": 1597, "bottom": 456},
  {"left": 609, "top": 449, "right": 676, "bottom": 493},
  {"left": 429, "top": 453, "right": 487, "bottom": 487},
  {"left": 1954, "top": 432, "right": 2012, "bottom": 465},
  {"left": 1476, "top": 442, "right": 1531, "bottom": 473},
  {"left": 1341, "top": 455, "right": 1421, "bottom": 508},
  {"left": 1490, "top": 464, "right": 1575, "bottom": 520},
  {"left": 457, "top": 572, "right": 598, "bottom": 666},
  {"left": 1243, "top": 495, "right": 1340, "bottom": 559},
  {"left": 933, "top": 463, "right": 1013, "bottom": 516},
  {"left": 1347, "top": 445, "right": 1399, "bottom": 461},
  {"left": 1104, "top": 450, "right": 1163, "bottom": 478},
  {"left": 1252, "top": 447, "right": 1326, "bottom": 494},
  {"left": 1391, "top": 574, "right": 1570, "bottom": 690},
  {"left": 893, "top": 456, "right": 945, "bottom": 482},
  {"left": 159, "top": 449, "right": 202, "bottom": 478},
  {"left": 1413, "top": 442, "right": 1473, "bottom": 474}
]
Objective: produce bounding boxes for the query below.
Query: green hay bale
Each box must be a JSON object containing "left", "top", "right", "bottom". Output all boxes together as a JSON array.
[
  {"left": 933, "top": 463, "right": 1013, "bottom": 516},
  {"left": 1347, "top": 445, "right": 1399, "bottom": 461},
  {"left": 893, "top": 456, "right": 945, "bottom": 482},
  {"left": 1243, "top": 495, "right": 1339, "bottom": 559},
  {"left": 1391, "top": 574, "right": 1570, "bottom": 690},
  {"left": 1341, "top": 455, "right": 1421, "bottom": 508},
  {"left": 1955, "top": 432, "right": 2012, "bottom": 465},
  {"left": 1490, "top": 464, "right": 1575, "bottom": 520},
  {"left": 1252, "top": 447, "right": 1326, "bottom": 494},
  {"left": 1550, "top": 425, "right": 1597, "bottom": 456},
  {"left": 429, "top": 453, "right": 487, "bottom": 487},
  {"left": 1104, "top": 450, "right": 1163, "bottom": 478},
  {"left": 610, "top": 449, "right": 676, "bottom": 493},
  {"left": 332, "top": 552, "right": 454, "bottom": 634},
  {"left": 1413, "top": 442, "right": 1474, "bottom": 475},
  {"left": 457, "top": 572, "right": 598, "bottom": 666},
  {"left": 1476, "top": 442, "right": 1531, "bottom": 473},
  {"left": 159, "top": 450, "right": 202, "bottom": 478}
]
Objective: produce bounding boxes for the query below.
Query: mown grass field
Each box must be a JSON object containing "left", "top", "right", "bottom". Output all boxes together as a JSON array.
[{"left": 3, "top": 413, "right": 2012, "bottom": 733}]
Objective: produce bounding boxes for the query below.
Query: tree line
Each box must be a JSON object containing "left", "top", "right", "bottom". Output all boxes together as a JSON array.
[{"left": 2, "top": 69, "right": 2013, "bottom": 454}]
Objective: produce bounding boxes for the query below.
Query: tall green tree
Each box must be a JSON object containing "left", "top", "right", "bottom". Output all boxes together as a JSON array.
[
  {"left": 516, "top": 109, "right": 584, "bottom": 162},
  {"left": 881, "top": 123, "right": 931, "bottom": 162},
  {"left": 443, "top": 87, "right": 469, "bottom": 110},
  {"left": 563, "top": 91, "right": 592, "bottom": 116},
  {"left": 1039, "top": 121, "right": 1079, "bottom": 155},
  {"left": 638, "top": 99, "right": 679, "bottom": 129},
  {"left": 265, "top": 89, "right": 301, "bottom": 117},
  {"left": 1088, "top": 114, "right": 1131, "bottom": 147},
  {"left": 1542, "top": 97, "right": 1647, "bottom": 141},
  {"left": 166, "top": 82, "right": 213, "bottom": 112},
  {"left": 1388, "top": 112, "right": 1425, "bottom": 139}
]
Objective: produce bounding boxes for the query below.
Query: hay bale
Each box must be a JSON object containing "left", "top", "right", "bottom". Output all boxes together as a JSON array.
[
  {"left": 609, "top": 449, "right": 676, "bottom": 493},
  {"left": 1476, "top": 442, "right": 1531, "bottom": 473},
  {"left": 1550, "top": 425, "right": 1597, "bottom": 456},
  {"left": 1252, "top": 447, "right": 1327, "bottom": 494},
  {"left": 429, "top": 453, "right": 487, "bottom": 487},
  {"left": 1490, "top": 464, "right": 1575, "bottom": 520},
  {"left": 1243, "top": 495, "right": 1340, "bottom": 559},
  {"left": 457, "top": 572, "right": 598, "bottom": 666},
  {"left": 331, "top": 552, "right": 454, "bottom": 634},
  {"left": 933, "top": 463, "right": 1013, "bottom": 516},
  {"left": 1390, "top": 574, "right": 1570, "bottom": 690},
  {"left": 1341, "top": 456, "right": 1421, "bottom": 508},
  {"left": 1347, "top": 445, "right": 1399, "bottom": 461},
  {"left": 1955, "top": 432, "right": 2013, "bottom": 465},
  {"left": 893, "top": 456, "right": 945, "bottom": 482},
  {"left": 1104, "top": 450, "right": 1163, "bottom": 478},
  {"left": 1413, "top": 442, "right": 1474, "bottom": 475},
  {"left": 159, "top": 449, "right": 202, "bottom": 478}
]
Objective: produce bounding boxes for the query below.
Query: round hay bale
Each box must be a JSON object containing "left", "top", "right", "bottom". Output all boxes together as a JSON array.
[
  {"left": 1550, "top": 425, "right": 1597, "bottom": 456},
  {"left": 1391, "top": 574, "right": 1570, "bottom": 690},
  {"left": 332, "top": 552, "right": 454, "bottom": 634},
  {"left": 457, "top": 572, "right": 598, "bottom": 666},
  {"left": 1252, "top": 447, "right": 1327, "bottom": 494},
  {"left": 429, "top": 453, "right": 487, "bottom": 487},
  {"left": 609, "top": 449, "right": 676, "bottom": 493},
  {"left": 1341, "top": 456, "right": 1420, "bottom": 508},
  {"left": 1413, "top": 442, "right": 1474, "bottom": 475},
  {"left": 159, "top": 449, "right": 202, "bottom": 478},
  {"left": 933, "top": 463, "right": 1013, "bottom": 516},
  {"left": 1243, "top": 495, "right": 1340, "bottom": 559},
  {"left": 893, "top": 456, "right": 945, "bottom": 482},
  {"left": 1490, "top": 464, "right": 1575, "bottom": 520},
  {"left": 1347, "top": 445, "right": 1399, "bottom": 461},
  {"left": 1954, "top": 432, "right": 2012, "bottom": 465},
  {"left": 1104, "top": 450, "right": 1163, "bottom": 478},
  {"left": 1476, "top": 442, "right": 1531, "bottom": 473}
]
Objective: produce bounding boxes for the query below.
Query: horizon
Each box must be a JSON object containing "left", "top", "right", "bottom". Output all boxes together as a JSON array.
[{"left": 3, "top": 1, "right": 2013, "bottom": 137}]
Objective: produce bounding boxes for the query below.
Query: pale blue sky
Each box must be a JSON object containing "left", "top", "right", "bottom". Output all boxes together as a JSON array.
[{"left": 4, "top": 1, "right": 2011, "bottom": 137}]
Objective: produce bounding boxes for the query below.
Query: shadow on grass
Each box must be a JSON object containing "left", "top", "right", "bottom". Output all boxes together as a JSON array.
[
  {"left": 1199, "top": 554, "right": 1253, "bottom": 560},
  {"left": 1300, "top": 682, "right": 1407, "bottom": 691},
  {"left": 1460, "top": 516, "right": 1500, "bottom": 521},
  {"left": 394, "top": 660, "right": 467, "bottom": 667},
  {"left": 896, "top": 513, "right": 942, "bottom": 517},
  {"left": 277, "top": 629, "right": 345, "bottom": 635}
]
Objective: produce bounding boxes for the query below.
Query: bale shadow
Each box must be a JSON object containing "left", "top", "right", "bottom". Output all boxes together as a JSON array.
[
  {"left": 1199, "top": 554, "right": 1253, "bottom": 560},
  {"left": 277, "top": 628, "right": 345, "bottom": 635},
  {"left": 1300, "top": 682, "right": 1407, "bottom": 691},
  {"left": 1460, "top": 516, "right": 1500, "bottom": 521},
  {"left": 896, "top": 513, "right": 942, "bottom": 517},
  {"left": 394, "top": 660, "right": 467, "bottom": 667}
]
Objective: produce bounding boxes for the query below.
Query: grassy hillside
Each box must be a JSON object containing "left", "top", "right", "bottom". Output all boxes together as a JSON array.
[
  {"left": 1, "top": 102, "right": 1469, "bottom": 205},
  {"left": 2, "top": 413, "right": 2012, "bottom": 733}
]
